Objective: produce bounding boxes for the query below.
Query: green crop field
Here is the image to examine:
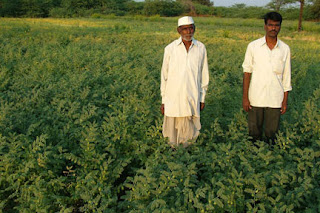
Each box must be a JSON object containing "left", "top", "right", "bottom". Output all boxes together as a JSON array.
[{"left": 0, "top": 16, "right": 319, "bottom": 212}]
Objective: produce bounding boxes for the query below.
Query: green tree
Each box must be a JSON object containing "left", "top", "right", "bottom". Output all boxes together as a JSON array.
[
  {"left": 0, "top": 0, "right": 23, "bottom": 16},
  {"left": 21, "top": 0, "right": 57, "bottom": 17},
  {"left": 177, "top": 0, "right": 214, "bottom": 15},
  {"left": 192, "top": 0, "right": 212, "bottom": 6},
  {"left": 267, "top": 0, "right": 295, "bottom": 11},
  {"left": 232, "top": 3, "right": 247, "bottom": 8},
  {"left": 59, "top": 0, "right": 129, "bottom": 15},
  {"left": 268, "top": 0, "right": 307, "bottom": 31},
  {"left": 177, "top": 0, "right": 196, "bottom": 15},
  {"left": 144, "top": 0, "right": 184, "bottom": 16},
  {"left": 61, "top": 0, "right": 95, "bottom": 10},
  {"left": 99, "top": 0, "right": 130, "bottom": 14},
  {"left": 0, "top": 0, "right": 58, "bottom": 17},
  {"left": 310, "top": 0, "right": 320, "bottom": 18}
]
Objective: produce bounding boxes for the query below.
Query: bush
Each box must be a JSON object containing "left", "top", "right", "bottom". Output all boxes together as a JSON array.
[
  {"left": 304, "top": 5, "right": 320, "bottom": 20},
  {"left": 143, "top": 0, "right": 184, "bottom": 17},
  {"left": 0, "top": 0, "right": 23, "bottom": 17},
  {"left": 194, "top": 3, "right": 214, "bottom": 15},
  {"left": 49, "top": 7, "right": 72, "bottom": 18},
  {"left": 125, "top": 1, "right": 144, "bottom": 15},
  {"left": 213, "top": 5, "right": 319, "bottom": 21},
  {"left": 310, "top": 0, "right": 320, "bottom": 20},
  {"left": 213, "top": 6, "right": 270, "bottom": 19},
  {"left": 281, "top": 7, "right": 300, "bottom": 20}
]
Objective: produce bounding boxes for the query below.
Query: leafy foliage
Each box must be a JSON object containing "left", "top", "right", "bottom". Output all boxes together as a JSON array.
[
  {"left": 0, "top": 17, "right": 320, "bottom": 212},
  {"left": 143, "top": 0, "right": 184, "bottom": 17},
  {"left": 0, "top": 0, "right": 320, "bottom": 20}
]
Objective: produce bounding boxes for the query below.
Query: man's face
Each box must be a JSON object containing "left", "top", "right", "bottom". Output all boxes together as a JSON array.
[
  {"left": 264, "top": 19, "right": 281, "bottom": 38},
  {"left": 178, "top": 24, "right": 195, "bottom": 42}
]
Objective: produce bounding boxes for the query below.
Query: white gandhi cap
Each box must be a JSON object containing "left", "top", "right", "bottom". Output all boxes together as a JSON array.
[{"left": 178, "top": 16, "right": 194, "bottom": 27}]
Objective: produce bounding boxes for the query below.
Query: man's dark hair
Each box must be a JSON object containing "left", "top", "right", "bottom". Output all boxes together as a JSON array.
[{"left": 264, "top": 12, "right": 282, "bottom": 25}]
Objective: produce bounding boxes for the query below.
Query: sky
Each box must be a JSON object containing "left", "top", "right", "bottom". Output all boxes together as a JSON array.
[{"left": 134, "top": 0, "right": 272, "bottom": 7}]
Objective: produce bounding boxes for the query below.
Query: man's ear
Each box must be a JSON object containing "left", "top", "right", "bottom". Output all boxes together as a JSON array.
[{"left": 177, "top": 26, "right": 180, "bottom": 34}]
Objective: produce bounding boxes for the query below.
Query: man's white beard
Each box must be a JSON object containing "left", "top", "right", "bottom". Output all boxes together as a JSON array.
[{"left": 181, "top": 35, "right": 193, "bottom": 41}]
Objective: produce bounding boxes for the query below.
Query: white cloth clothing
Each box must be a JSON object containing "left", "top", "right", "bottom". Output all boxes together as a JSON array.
[
  {"left": 242, "top": 36, "right": 292, "bottom": 108},
  {"left": 160, "top": 37, "right": 209, "bottom": 117},
  {"left": 163, "top": 116, "right": 201, "bottom": 147}
]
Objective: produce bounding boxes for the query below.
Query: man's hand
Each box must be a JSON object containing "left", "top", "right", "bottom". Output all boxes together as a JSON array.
[
  {"left": 242, "top": 97, "right": 252, "bottom": 112},
  {"left": 242, "top": 72, "right": 252, "bottom": 112},
  {"left": 200, "top": 102, "right": 205, "bottom": 111},
  {"left": 281, "top": 91, "right": 289, "bottom": 115},
  {"left": 280, "top": 103, "right": 287, "bottom": 115},
  {"left": 160, "top": 104, "right": 164, "bottom": 115}
]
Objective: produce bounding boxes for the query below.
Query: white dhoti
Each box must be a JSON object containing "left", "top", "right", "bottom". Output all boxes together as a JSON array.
[{"left": 162, "top": 116, "right": 201, "bottom": 147}]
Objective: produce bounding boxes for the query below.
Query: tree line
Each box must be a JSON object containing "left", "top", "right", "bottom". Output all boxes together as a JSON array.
[{"left": 0, "top": 0, "right": 319, "bottom": 21}]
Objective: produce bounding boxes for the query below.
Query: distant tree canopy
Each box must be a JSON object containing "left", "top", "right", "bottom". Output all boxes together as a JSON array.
[
  {"left": 0, "top": 0, "right": 59, "bottom": 17},
  {"left": 267, "top": 0, "right": 296, "bottom": 11},
  {"left": 0, "top": 0, "right": 319, "bottom": 20},
  {"left": 266, "top": 0, "right": 318, "bottom": 31},
  {"left": 192, "top": 0, "right": 213, "bottom": 6},
  {"left": 232, "top": 3, "right": 247, "bottom": 8},
  {"left": 144, "top": 0, "right": 184, "bottom": 16},
  {"left": 310, "top": 0, "right": 320, "bottom": 18},
  {"left": 0, "top": 0, "right": 23, "bottom": 17},
  {"left": 0, "top": 0, "right": 131, "bottom": 17}
]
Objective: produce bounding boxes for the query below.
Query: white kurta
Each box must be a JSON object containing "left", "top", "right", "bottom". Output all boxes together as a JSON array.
[
  {"left": 163, "top": 116, "right": 201, "bottom": 147},
  {"left": 242, "top": 37, "right": 292, "bottom": 108},
  {"left": 160, "top": 37, "right": 209, "bottom": 117}
]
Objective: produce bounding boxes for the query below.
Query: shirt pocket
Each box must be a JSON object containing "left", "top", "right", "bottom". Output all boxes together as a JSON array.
[
  {"left": 273, "top": 59, "right": 285, "bottom": 75},
  {"left": 272, "top": 52, "right": 286, "bottom": 75}
]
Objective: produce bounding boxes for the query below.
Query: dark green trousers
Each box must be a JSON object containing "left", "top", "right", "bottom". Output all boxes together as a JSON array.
[{"left": 248, "top": 107, "right": 281, "bottom": 143}]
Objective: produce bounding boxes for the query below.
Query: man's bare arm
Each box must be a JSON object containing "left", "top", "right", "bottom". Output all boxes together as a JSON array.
[
  {"left": 160, "top": 104, "right": 164, "bottom": 115},
  {"left": 242, "top": 72, "right": 252, "bottom": 112},
  {"left": 281, "top": 91, "right": 289, "bottom": 115},
  {"left": 200, "top": 102, "right": 205, "bottom": 111}
]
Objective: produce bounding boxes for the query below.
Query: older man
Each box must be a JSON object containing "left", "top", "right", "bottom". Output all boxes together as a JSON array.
[
  {"left": 242, "top": 12, "right": 292, "bottom": 144},
  {"left": 160, "top": 16, "right": 209, "bottom": 147}
]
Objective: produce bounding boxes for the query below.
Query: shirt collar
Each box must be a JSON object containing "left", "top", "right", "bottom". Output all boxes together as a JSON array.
[
  {"left": 176, "top": 37, "right": 198, "bottom": 46},
  {"left": 260, "top": 36, "right": 280, "bottom": 48}
]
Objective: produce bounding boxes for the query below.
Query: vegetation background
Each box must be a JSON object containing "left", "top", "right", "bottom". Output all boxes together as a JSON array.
[
  {"left": 0, "top": 0, "right": 320, "bottom": 212},
  {"left": 0, "top": 0, "right": 319, "bottom": 21}
]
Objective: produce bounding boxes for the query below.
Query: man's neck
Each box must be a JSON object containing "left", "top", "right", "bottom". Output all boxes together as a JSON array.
[
  {"left": 182, "top": 39, "right": 192, "bottom": 52},
  {"left": 266, "top": 36, "right": 277, "bottom": 50}
]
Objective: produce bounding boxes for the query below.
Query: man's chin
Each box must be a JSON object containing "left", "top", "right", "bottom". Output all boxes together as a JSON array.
[{"left": 182, "top": 37, "right": 193, "bottom": 41}]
